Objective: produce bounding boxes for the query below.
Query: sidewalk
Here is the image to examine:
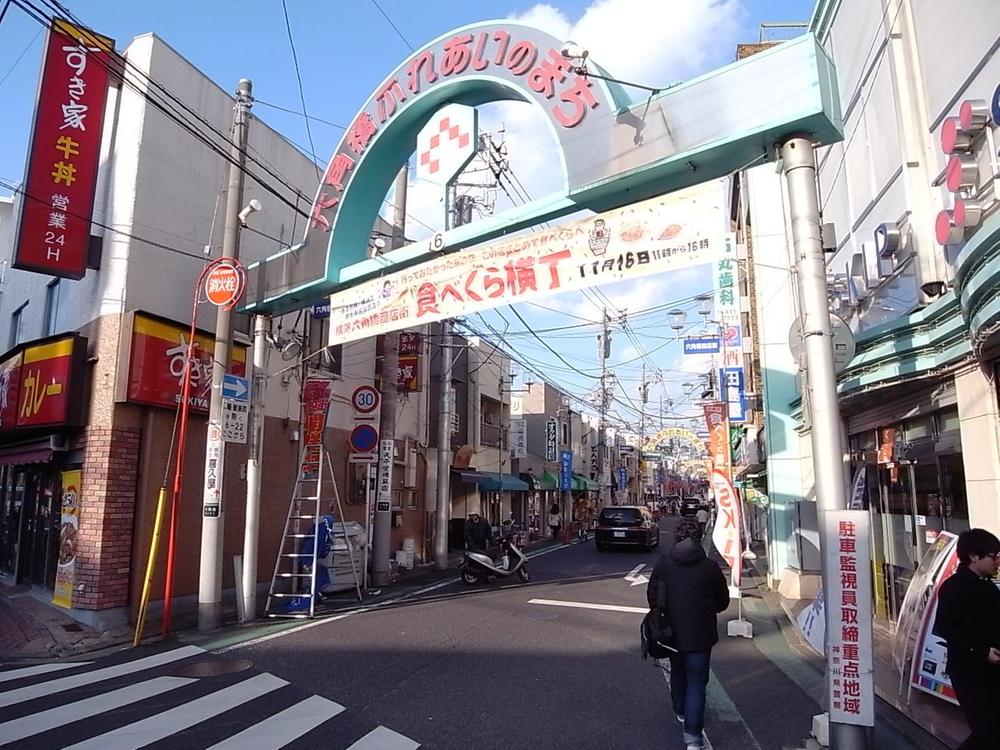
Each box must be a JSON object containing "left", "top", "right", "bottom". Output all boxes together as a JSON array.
[
  {"left": 742, "top": 550, "right": 949, "bottom": 749},
  {"left": 0, "top": 583, "right": 132, "bottom": 660},
  {"left": 1, "top": 535, "right": 568, "bottom": 661}
]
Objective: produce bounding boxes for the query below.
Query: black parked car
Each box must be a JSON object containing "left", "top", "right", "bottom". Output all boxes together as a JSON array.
[
  {"left": 680, "top": 497, "right": 704, "bottom": 517},
  {"left": 595, "top": 506, "right": 659, "bottom": 551}
]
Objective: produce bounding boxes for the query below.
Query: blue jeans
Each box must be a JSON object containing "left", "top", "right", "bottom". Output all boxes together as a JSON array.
[{"left": 670, "top": 650, "right": 711, "bottom": 743}]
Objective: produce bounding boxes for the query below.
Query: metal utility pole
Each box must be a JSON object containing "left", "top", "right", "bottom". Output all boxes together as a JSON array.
[
  {"left": 435, "top": 320, "right": 454, "bottom": 570},
  {"left": 372, "top": 165, "right": 408, "bottom": 587},
  {"left": 781, "top": 136, "right": 871, "bottom": 750},
  {"left": 639, "top": 363, "right": 648, "bottom": 504},
  {"left": 241, "top": 314, "right": 268, "bottom": 622},
  {"left": 198, "top": 78, "right": 252, "bottom": 632},
  {"left": 597, "top": 308, "right": 610, "bottom": 510}
]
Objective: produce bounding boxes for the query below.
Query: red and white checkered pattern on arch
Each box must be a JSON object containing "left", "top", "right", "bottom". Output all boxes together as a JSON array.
[{"left": 415, "top": 103, "right": 478, "bottom": 186}]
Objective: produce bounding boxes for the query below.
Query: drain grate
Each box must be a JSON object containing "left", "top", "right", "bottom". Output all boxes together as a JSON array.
[
  {"left": 61, "top": 623, "right": 83, "bottom": 632},
  {"left": 170, "top": 658, "right": 254, "bottom": 678}
]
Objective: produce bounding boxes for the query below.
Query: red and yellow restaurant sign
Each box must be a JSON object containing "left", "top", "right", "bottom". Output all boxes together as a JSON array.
[
  {"left": 13, "top": 19, "right": 117, "bottom": 280},
  {"left": 125, "top": 313, "right": 247, "bottom": 413},
  {"left": 0, "top": 334, "right": 86, "bottom": 432}
]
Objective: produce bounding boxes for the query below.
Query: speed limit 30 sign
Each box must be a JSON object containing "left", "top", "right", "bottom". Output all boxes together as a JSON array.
[{"left": 352, "top": 384, "right": 380, "bottom": 414}]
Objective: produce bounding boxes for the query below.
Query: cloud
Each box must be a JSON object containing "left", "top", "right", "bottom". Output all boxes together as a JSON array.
[{"left": 513, "top": 0, "right": 744, "bottom": 86}]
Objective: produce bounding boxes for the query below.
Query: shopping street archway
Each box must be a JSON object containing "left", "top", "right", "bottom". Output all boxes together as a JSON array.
[{"left": 241, "top": 21, "right": 842, "bottom": 315}]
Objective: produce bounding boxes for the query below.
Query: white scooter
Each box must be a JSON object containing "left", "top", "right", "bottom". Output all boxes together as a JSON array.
[{"left": 460, "top": 537, "right": 530, "bottom": 585}]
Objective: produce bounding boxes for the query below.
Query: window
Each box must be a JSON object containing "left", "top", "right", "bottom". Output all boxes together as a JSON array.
[
  {"left": 8, "top": 302, "right": 26, "bottom": 350},
  {"left": 43, "top": 279, "right": 60, "bottom": 336},
  {"left": 306, "top": 314, "right": 342, "bottom": 377}
]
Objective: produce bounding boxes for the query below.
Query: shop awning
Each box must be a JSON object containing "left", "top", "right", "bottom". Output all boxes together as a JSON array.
[
  {"left": 537, "top": 472, "right": 558, "bottom": 491},
  {"left": 572, "top": 474, "right": 599, "bottom": 491},
  {"left": 0, "top": 440, "right": 52, "bottom": 466},
  {"left": 454, "top": 470, "right": 529, "bottom": 492}
]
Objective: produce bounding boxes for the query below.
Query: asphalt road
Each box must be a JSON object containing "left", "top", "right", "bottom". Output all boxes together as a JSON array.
[
  {"left": 232, "top": 518, "right": 823, "bottom": 750},
  {"left": 0, "top": 519, "right": 829, "bottom": 749}
]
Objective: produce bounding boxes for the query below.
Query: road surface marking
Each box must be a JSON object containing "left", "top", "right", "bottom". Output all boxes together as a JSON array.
[
  {"left": 0, "top": 662, "right": 91, "bottom": 683},
  {"left": 624, "top": 563, "right": 650, "bottom": 587},
  {"left": 347, "top": 725, "right": 421, "bottom": 749},
  {"left": 0, "top": 676, "right": 193, "bottom": 745},
  {"left": 206, "top": 694, "right": 346, "bottom": 750},
  {"left": 63, "top": 672, "right": 288, "bottom": 750},
  {"left": 0, "top": 645, "right": 204, "bottom": 708},
  {"left": 527, "top": 598, "right": 648, "bottom": 614},
  {"left": 214, "top": 539, "right": 576, "bottom": 654}
]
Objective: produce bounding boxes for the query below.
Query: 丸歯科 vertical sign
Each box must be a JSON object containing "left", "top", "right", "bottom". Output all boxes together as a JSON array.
[
  {"left": 826, "top": 510, "right": 874, "bottom": 727},
  {"left": 14, "top": 19, "right": 116, "bottom": 279},
  {"left": 53, "top": 469, "right": 81, "bottom": 609}
]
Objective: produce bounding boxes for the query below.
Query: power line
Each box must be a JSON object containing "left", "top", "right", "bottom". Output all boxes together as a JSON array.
[
  {"left": 368, "top": 0, "right": 415, "bottom": 52},
  {"left": 254, "top": 98, "right": 346, "bottom": 130},
  {"left": 280, "top": 0, "right": 321, "bottom": 184},
  {"left": 0, "top": 24, "right": 38, "bottom": 89},
  {"left": 22, "top": 0, "right": 314, "bottom": 222}
]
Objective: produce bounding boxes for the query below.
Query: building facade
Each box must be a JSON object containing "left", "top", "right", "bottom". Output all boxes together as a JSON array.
[{"left": 745, "top": 0, "right": 1000, "bottom": 633}]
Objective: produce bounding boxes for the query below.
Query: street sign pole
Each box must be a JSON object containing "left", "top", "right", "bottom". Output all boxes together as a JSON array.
[
  {"left": 198, "top": 78, "right": 252, "bottom": 632},
  {"left": 781, "top": 136, "right": 872, "bottom": 749}
]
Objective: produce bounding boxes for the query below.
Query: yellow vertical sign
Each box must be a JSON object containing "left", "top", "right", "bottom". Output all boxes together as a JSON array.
[{"left": 52, "top": 470, "right": 81, "bottom": 609}]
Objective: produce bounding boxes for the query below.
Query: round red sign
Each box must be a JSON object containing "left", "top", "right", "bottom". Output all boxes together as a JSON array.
[{"left": 205, "top": 261, "right": 244, "bottom": 309}]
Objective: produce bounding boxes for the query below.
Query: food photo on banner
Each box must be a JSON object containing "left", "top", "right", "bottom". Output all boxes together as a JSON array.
[
  {"left": 327, "top": 183, "right": 732, "bottom": 345},
  {"left": 52, "top": 470, "right": 82, "bottom": 609}
]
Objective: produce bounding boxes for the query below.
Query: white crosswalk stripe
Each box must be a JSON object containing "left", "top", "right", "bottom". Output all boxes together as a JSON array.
[
  {"left": 347, "top": 726, "right": 421, "bottom": 750},
  {"left": 63, "top": 672, "right": 288, "bottom": 750},
  {"left": 0, "top": 676, "right": 194, "bottom": 745},
  {"left": 0, "top": 645, "right": 204, "bottom": 708},
  {"left": 0, "top": 662, "right": 91, "bottom": 684},
  {"left": 0, "top": 647, "right": 421, "bottom": 749},
  {"left": 205, "top": 694, "right": 346, "bottom": 750}
]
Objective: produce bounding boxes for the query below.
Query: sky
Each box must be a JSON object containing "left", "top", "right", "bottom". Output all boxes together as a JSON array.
[{"left": 0, "top": 0, "right": 816, "bottom": 435}]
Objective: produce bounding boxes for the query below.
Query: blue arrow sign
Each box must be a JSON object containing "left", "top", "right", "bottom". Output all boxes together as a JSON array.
[{"left": 222, "top": 373, "right": 250, "bottom": 402}]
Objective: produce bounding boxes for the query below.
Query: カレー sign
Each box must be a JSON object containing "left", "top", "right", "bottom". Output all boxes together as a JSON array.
[
  {"left": 329, "top": 185, "right": 731, "bottom": 346},
  {"left": 125, "top": 313, "right": 247, "bottom": 413},
  {"left": 14, "top": 20, "right": 116, "bottom": 279},
  {"left": 826, "top": 511, "right": 874, "bottom": 726},
  {"left": 0, "top": 334, "right": 86, "bottom": 432}
]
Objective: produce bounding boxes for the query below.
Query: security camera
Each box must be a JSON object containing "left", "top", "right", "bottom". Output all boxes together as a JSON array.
[
  {"left": 238, "top": 198, "right": 262, "bottom": 227},
  {"left": 920, "top": 280, "right": 947, "bottom": 298},
  {"left": 560, "top": 41, "right": 588, "bottom": 72}
]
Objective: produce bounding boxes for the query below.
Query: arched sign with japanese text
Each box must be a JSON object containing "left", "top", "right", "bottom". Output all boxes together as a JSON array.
[
  {"left": 242, "top": 23, "right": 842, "bottom": 314},
  {"left": 643, "top": 427, "right": 708, "bottom": 455}
]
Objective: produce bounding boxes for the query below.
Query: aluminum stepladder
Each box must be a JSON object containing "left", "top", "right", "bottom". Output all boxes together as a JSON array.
[{"left": 265, "top": 439, "right": 363, "bottom": 618}]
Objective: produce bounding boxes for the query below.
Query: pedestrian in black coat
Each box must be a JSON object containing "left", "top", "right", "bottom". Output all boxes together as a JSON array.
[
  {"left": 464, "top": 512, "right": 492, "bottom": 553},
  {"left": 933, "top": 528, "right": 1000, "bottom": 750},
  {"left": 646, "top": 518, "right": 729, "bottom": 750}
]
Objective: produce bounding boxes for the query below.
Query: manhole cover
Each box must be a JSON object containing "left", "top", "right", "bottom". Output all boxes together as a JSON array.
[{"left": 170, "top": 658, "right": 253, "bottom": 678}]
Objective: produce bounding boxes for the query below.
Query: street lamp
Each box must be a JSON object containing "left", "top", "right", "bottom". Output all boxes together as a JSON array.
[{"left": 668, "top": 309, "right": 687, "bottom": 337}]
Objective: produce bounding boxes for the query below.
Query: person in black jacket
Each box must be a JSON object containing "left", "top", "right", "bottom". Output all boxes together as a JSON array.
[
  {"left": 464, "top": 512, "right": 492, "bottom": 553},
  {"left": 647, "top": 518, "right": 729, "bottom": 750},
  {"left": 933, "top": 528, "right": 1000, "bottom": 750}
]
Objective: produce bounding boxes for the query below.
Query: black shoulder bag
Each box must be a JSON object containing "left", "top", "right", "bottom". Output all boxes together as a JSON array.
[{"left": 640, "top": 578, "right": 677, "bottom": 660}]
